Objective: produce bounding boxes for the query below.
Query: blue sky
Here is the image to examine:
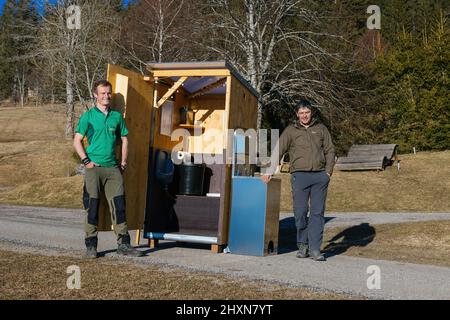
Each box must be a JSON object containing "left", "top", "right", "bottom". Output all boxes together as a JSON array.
[
  {"left": 0, "top": 0, "right": 52, "bottom": 15},
  {"left": 0, "top": 0, "right": 131, "bottom": 15}
]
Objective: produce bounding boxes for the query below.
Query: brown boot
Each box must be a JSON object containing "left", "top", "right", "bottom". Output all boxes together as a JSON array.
[{"left": 117, "top": 234, "right": 144, "bottom": 257}]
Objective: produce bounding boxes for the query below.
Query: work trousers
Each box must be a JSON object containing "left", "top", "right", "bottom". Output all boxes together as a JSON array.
[
  {"left": 291, "top": 171, "right": 330, "bottom": 252},
  {"left": 83, "top": 166, "right": 129, "bottom": 243}
]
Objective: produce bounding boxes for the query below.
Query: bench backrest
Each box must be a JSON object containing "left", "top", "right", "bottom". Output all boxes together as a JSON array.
[{"left": 347, "top": 144, "right": 398, "bottom": 160}]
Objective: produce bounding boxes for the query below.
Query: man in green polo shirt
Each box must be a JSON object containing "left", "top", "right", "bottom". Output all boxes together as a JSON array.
[{"left": 73, "top": 79, "right": 143, "bottom": 258}]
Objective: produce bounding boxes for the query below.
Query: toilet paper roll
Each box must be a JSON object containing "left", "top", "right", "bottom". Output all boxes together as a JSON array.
[{"left": 177, "top": 151, "right": 186, "bottom": 160}]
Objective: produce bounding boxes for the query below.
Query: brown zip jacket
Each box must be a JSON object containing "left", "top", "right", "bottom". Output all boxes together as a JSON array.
[{"left": 276, "top": 118, "right": 335, "bottom": 175}]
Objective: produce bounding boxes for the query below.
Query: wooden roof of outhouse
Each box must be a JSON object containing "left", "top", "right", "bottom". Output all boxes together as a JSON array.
[{"left": 146, "top": 61, "right": 259, "bottom": 99}]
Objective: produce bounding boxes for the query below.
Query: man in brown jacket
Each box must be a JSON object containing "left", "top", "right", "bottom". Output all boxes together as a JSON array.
[{"left": 262, "top": 99, "right": 335, "bottom": 261}]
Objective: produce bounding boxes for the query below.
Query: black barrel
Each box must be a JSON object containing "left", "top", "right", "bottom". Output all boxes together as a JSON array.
[{"left": 177, "top": 163, "right": 205, "bottom": 196}]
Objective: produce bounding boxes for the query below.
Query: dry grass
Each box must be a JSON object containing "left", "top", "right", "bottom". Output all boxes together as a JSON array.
[
  {"left": 0, "top": 176, "right": 83, "bottom": 208},
  {"left": 0, "top": 250, "right": 353, "bottom": 300},
  {"left": 0, "top": 104, "right": 68, "bottom": 142},
  {"left": 322, "top": 220, "right": 450, "bottom": 267},
  {"left": 0, "top": 141, "right": 78, "bottom": 186},
  {"left": 0, "top": 105, "right": 84, "bottom": 208},
  {"left": 279, "top": 150, "right": 450, "bottom": 212}
]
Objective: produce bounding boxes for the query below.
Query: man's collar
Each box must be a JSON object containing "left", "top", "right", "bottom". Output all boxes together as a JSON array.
[{"left": 94, "top": 105, "right": 110, "bottom": 114}]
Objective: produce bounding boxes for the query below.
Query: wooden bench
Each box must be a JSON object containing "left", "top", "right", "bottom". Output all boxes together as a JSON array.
[{"left": 335, "top": 144, "right": 399, "bottom": 171}]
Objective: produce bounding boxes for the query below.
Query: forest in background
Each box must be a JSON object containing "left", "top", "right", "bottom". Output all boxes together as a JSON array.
[{"left": 0, "top": 0, "right": 448, "bottom": 154}]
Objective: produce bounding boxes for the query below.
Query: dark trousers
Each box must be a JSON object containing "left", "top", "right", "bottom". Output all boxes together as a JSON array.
[{"left": 291, "top": 171, "right": 330, "bottom": 252}]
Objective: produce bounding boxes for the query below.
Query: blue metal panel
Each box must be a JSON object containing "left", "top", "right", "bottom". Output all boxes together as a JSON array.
[{"left": 228, "top": 176, "right": 267, "bottom": 256}]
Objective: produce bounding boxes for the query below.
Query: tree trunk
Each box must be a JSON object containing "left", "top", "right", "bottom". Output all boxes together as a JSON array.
[
  {"left": 50, "top": 62, "right": 55, "bottom": 106},
  {"left": 19, "top": 69, "right": 25, "bottom": 107},
  {"left": 65, "top": 62, "right": 75, "bottom": 139},
  {"left": 12, "top": 69, "right": 19, "bottom": 105},
  {"left": 158, "top": 0, "right": 163, "bottom": 62}
]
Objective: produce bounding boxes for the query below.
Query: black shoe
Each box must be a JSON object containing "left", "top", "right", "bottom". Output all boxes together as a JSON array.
[
  {"left": 296, "top": 243, "right": 309, "bottom": 258},
  {"left": 309, "top": 250, "right": 326, "bottom": 261},
  {"left": 84, "top": 237, "right": 98, "bottom": 259},
  {"left": 117, "top": 243, "right": 144, "bottom": 257},
  {"left": 117, "top": 234, "right": 144, "bottom": 257}
]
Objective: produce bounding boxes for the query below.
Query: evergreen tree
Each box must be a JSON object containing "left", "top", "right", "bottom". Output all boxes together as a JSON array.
[
  {"left": 0, "top": 0, "right": 39, "bottom": 105},
  {"left": 374, "top": 11, "right": 449, "bottom": 151},
  {"left": 379, "top": 0, "right": 448, "bottom": 41},
  {"left": 0, "top": 0, "right": 17, "bottom": 100}
]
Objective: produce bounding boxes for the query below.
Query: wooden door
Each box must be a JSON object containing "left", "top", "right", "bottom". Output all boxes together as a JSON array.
[{"left": 97, "top": 64, "right": 153, "bottom": 231}]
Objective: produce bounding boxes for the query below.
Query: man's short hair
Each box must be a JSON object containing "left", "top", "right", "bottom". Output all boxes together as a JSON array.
[
  {"left": 93, "top": 80, "right": 112, "bottom": 93},
  {"left": 295, "top": 99, "right": 312, "bottom": 111}
]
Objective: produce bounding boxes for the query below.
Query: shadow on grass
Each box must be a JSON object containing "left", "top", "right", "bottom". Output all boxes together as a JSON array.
[
  {"left": 322, "top": 223, "right": 376, "bottom": 259},
  {"left": 278, "top": 217, "right": 376, "bottom": 258}
]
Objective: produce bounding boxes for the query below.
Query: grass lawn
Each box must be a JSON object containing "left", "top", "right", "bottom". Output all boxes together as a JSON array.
[
  {"left": 0, "top": 105, "right": 83, "bottom": 208},
  {"left": 0, "top": 249, "right": 353, "bottom": 300}
]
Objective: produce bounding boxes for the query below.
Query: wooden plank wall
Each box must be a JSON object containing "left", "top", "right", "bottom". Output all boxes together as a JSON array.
[
  {"left": 228, "top": 77, "right": 258, "bottom": 131},
  {"left": 188, "top": 95, "right": 226, "bottom": 155},
  {"left": 153, "top": 82, "right": 227, "bottom": 156},
  {"left": 152, "top": 81, "right": 189, "bottom": 152}
]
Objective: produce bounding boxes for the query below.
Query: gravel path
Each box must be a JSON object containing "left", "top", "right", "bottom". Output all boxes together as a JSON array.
[{"left": 1, "top": 205, "right": 449, "bottom": 300}]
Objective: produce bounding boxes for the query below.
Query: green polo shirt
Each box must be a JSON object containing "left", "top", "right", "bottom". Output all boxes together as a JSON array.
[{"left": 75, "top": 106, "right": 128, "bottom": 167}]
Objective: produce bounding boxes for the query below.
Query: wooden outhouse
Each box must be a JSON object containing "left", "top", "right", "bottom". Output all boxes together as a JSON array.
[{"left": 97, "top": 61, "right": 273, "bottom": 253}]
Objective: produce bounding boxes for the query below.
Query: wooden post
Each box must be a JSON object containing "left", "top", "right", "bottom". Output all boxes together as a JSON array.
[
  {"left": 395, "top": 150, "right": 400, "bottom": 172},
  {"left": 135, "top": 229, "right": 140, "bottom": 245},
  {"left": 148, "top": 239, "right": 159, "bottom": 249},
  {"left": 211, "top": 244, "right": 223, "bottom": 254}
]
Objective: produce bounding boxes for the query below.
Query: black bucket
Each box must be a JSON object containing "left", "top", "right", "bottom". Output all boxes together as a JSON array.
[{"left": 177, "top": 163, "right": 206, "bottom": 196}]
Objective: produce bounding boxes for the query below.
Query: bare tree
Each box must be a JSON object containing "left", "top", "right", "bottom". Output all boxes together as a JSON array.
[
  {"left": 37, "top": 0, "right": 121, "bottom": 139},
  {"left": 13, "top": 66, "right": 26, "bottom": 106},
  {"left": 118, "top": 0, "right": 197, "bottom": 73},
  {"left": 195, "top": 0, "right": 352, "bottom": 128}
]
